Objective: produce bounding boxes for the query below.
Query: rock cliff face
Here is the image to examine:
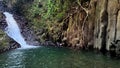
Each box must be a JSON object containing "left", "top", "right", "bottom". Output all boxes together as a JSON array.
[
  {"left": 11, "top": 0, "right": 119, "bottom": 53},
  {"left": 62, "top": 0, "right": 120, "bottom": 53},
  {"left": 94, "top": 0, "right": 120, "bottom": 51}
]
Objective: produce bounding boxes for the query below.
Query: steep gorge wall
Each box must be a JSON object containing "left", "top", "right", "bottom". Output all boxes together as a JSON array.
[
  {"left": 94, "top": 0, "right": 120, "bottom": 51},
  {"left": 1, "top": 0, "right": 120, "bottom": 53},
  {"left": 62, "top": 0, "right": 120, "bottom": 52},
  {"left": 11, "top": 0, "right": 120, "bottom": 52}
]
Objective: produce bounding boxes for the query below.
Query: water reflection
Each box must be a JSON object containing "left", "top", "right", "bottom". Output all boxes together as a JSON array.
[{"left": 5, "top": 49, "right": 25, "bottom": 68}]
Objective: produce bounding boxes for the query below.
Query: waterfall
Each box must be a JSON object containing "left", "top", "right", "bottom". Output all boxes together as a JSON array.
[{"left": 3, "top": 12, "right": 37, "bottom": 49}]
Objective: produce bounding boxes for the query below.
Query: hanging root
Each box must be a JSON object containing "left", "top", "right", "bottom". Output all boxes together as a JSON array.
[{"left": 77, "top": 0, "right": 90, "bottom": 46}]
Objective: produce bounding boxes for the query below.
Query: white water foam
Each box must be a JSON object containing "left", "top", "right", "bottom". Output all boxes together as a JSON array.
[{"left": 3, "top": 12, "right": 37, "bottom": 49}]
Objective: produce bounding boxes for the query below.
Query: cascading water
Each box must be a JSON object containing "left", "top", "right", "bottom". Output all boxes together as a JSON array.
[{"left": 3, "top": 12, "right": 37, "bottom": 49}]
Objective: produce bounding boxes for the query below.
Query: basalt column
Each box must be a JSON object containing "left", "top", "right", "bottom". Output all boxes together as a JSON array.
[
  {"left": 94, "top": 0, "right": 108, "bottom": 53},
  {"left": 106, "top": 0, "right": 119, "bottom": 50}
]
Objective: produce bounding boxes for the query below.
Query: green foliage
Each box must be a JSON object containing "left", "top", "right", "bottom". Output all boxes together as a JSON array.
[
  {"left": 45, "top": 0, "right": 76, "bottom": 20},
  {"left": 14, "top": 0, "right": 77, "bottom": 41},
  {"left": 3, "top": 0, "right": 77, "bottom": 30},
  {"left": 26, "top": 0, "right": 74, "bottom": 41},
  {"left": 20, "top": 0, "right": 72, "bottom": 29}
]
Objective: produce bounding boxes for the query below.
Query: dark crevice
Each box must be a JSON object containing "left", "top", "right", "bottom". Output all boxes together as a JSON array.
[
  {"left": 100, "top": 0, "right": 108, "bottom": 54},
  {"left": 100, "top": 10, "right": 108, "bottom": 55}
]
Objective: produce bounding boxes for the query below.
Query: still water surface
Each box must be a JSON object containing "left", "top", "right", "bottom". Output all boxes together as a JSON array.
[{"left": 0, "top": 46, "right": 120, "bottom": 68}]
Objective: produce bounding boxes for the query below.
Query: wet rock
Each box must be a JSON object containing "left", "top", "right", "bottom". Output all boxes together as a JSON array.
[
  {"left": 41, "top": 41, "right": 56, "bottom": 46},
  {"left": 13, "top": 14, "right": 40, "bottom": 46},
  {"left": 109, "top": 40, "right": 120, "bottom": 57},
  {"left": 94, "top": 0, "right": 108, "bottom": 51},
  {"left": 109, "top": 42, "right": 117, "bottom": 57},
  {"left": 0, "top": 29, "right": 20, "bottom": 53},
  {"left": 106, "top": 0, "right": 119, "bottom": 50},
  {"left": 0, "top": 11, "right": 8, "bottom": 30},
  {"left": 0, "top": 1, "right": 13, "bottom": 12}
]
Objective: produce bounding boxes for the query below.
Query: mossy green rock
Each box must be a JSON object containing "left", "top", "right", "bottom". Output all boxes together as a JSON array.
[{"left": 0, "top": 30, "right": 9, "bottom": 49}]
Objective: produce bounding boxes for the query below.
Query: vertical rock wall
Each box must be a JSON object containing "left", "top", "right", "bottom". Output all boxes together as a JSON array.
[
  {"left": 62, "top": 0, "right": 120, "bottom": 52},
  {"left": 93, "top": 0, "right": 120, "bottom": 51},
  {"left": 116, "top": 11, "right": 120, "bottom": 41},
  {"left": 94, "top": 0, "right": 108, "bottom": 52},
  {"left": 106, "top": 0, "right": 119, "bottom": 50}
]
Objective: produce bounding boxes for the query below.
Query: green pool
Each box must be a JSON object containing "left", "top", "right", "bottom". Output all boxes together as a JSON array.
[{"left": 0, "top": 46, "right": 120, "bottom": 68}]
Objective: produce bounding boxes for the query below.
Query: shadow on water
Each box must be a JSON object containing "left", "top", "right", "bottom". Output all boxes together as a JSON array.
[{"left": 0, "top": 46, "right": 120, "bottom": 68}]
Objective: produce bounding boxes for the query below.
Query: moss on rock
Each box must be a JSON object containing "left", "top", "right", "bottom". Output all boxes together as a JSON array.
[{"left": 0, "top": 30, "right": 9, "bottom": 48}]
